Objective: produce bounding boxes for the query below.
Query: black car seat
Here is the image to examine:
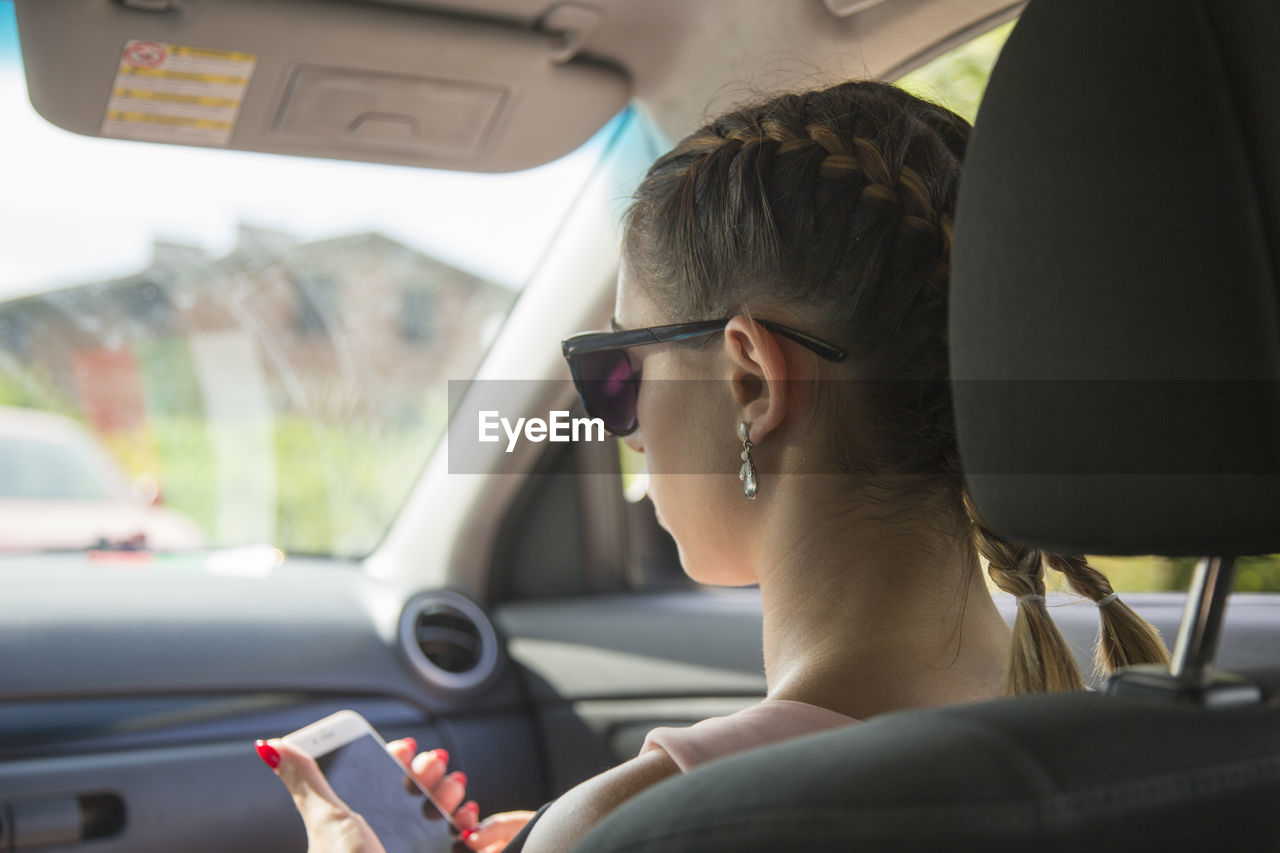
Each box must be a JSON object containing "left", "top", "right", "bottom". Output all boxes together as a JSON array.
[{"left": 571, "top": 0, "right": 1280, "bottom": 849}]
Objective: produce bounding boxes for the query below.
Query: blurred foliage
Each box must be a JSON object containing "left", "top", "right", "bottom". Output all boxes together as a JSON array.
[
  {"left": 619, "top": 440, "right": 645, "bottom": 495},
  {"left": 100, "top": 413, "right": 441, "bottom": 556},
  {"left": 270, "top": 415, "right": 440, "bottom": 555},
  {"left": 1083, "top": 554, "right": 1280, "bottom": 594},
  {"left": 896, "top": 20, "right": 1017, "bottom": 123},
  {"left": 137, "top": 337, "right": 205, "bottom": 417},
  {"left": 0, "top": 369, "right": 73, "bottom": 414}
]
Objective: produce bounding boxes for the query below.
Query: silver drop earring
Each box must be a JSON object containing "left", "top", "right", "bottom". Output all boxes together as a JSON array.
[{"left": 738, "top": 421, "right": 758, "bottom": 500}]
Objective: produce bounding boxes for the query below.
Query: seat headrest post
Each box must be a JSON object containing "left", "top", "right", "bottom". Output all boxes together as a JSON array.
[
  {"left": 1171, "top": 556, "right": 1237, "bottom": 683},
  {"left": 1105, "top": 554, "right": 1261, "bottom": 707}
]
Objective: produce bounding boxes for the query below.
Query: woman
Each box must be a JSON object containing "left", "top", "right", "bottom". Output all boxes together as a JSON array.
[{"left": 257, "top": 80, "right": 1170, "bottom": 852}]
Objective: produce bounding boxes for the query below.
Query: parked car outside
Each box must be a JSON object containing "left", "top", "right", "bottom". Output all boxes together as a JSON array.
[{"left": 0, "top": 404, "right": 206, "bottom": 551}]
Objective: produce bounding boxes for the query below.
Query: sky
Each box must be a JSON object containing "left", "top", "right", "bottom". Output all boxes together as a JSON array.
[{"left": 0, "top": 2, "right": 621, "bottom": 298}]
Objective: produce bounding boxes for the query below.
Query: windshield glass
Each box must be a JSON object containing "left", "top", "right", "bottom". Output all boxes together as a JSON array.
[{"left": 0, "top": 2, "right": 630, "bottom": 557}]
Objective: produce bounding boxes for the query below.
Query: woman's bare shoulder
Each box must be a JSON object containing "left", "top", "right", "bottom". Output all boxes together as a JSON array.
[{"left": 521, "top": 747, "right": 680, "bottom": 853}]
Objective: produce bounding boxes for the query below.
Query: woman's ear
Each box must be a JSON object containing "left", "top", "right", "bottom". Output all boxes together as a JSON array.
[{"left": 722, "top": 315, "right": 789, "bottom": 442}]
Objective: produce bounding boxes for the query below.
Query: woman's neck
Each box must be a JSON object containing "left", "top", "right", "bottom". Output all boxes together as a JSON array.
[{"left": 754, "top": 484, "right": 1012, "bottom": 721}]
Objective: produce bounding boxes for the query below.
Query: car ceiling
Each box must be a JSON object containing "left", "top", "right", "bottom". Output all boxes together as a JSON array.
[
  {"left": 15, "top": 0, "right": 1023, "bottom": 173},
  {"left": 562, "top": 0, "right": 1023, "bottom": 139},
  {"left": 392, "top": 0, "right": 1026, "bottom": 137}
]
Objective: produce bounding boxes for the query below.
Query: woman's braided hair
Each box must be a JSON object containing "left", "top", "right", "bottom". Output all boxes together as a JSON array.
[{"left": 624, "top": 80, "right": 1170, "bottom": 695}]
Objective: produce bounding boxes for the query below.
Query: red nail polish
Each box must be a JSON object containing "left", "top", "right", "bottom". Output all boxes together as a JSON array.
[
  {"left": 403, "top": 737, "right": 417, "bottom": 754},
  {"left": 433, "top": 748, "right": 450, "bottom": 765},
  {"left": 255, "top": 739, "right": 281, "bottom": 769},
  {"left": 451, "top": 771, "right": 467, "bottom": 788},
  {"left": 460, "top": 829, "right": 476, "bottom": 842}
]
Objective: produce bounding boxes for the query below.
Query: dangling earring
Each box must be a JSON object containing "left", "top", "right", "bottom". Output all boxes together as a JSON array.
[{"left": 738, "top": 421, "right": 758, "bottom": 500}]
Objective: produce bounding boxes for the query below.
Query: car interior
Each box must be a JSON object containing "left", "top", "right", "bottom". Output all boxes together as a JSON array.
[{"left": 1, "top": 1, "right": 1278, "bottom": 851}]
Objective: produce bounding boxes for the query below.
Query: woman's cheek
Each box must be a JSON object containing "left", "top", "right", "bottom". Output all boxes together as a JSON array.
[{"left": 665, "top": 474, "right": 756, "bottom": 586}]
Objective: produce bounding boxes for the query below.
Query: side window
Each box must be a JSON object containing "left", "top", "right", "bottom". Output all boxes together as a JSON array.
[
  {"left": 895, "top": 20, "right": 1017, "bottom": 123},
  {"left": 490, "top": 442, "right": 589, "bottom": 601},
  {"left": 617, "top": 445, "right": 685, "bottom": 588},
  {"left": 490, "top": 415, "right": 685, "bottom": 602}
]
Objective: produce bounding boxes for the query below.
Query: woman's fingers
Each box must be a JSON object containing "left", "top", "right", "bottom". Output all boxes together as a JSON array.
[
  {"left": 387, "top": 741, "right": 481, "bottom": 834},
  {"left": 407, "top": 748, "right": 450, "bottom": 789},
  {"left": 388, "top": 742, "right": 476, "bottom": 827},
  {"left": 257, "top": 739, "right": 386, "bottom": 853},
  {"left": 454, "top": 800, "right": 480, "bottom": 830},
  {"left": 385, "top": 737, "right": 417, "bottom": 770},
  {"left": 434, "top": 770, "right": 469, "bottom": 816},
  {"left": 394, "top": 743, "right": 473, "bottom": 825},
  {"left": 459, "top": 811, "right": 536, "bottom": 852},
  {"left": 263, "top": 739, "right": 344, "bottom": 817},
  {"left": 408, "top": 750, "right": 468, "bottom": 816}
]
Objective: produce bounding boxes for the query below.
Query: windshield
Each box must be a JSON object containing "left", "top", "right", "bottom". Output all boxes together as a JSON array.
[{"left": 0, "top": 2, "right": 631, "bottom": 557}]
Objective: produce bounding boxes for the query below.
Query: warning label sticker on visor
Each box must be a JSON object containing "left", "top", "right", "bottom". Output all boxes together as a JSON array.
[{"left": 100, "top": 40, "right": 256, "bottom": 146}]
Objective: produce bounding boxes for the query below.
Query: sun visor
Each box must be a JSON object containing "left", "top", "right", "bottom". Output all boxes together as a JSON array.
[{"left": 13, "top": 0, "right": 630, "bottom": 172}]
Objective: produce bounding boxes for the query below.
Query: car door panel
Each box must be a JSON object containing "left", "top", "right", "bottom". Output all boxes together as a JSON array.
[
  {"left": 495, "top": 587, "right": 1280, "bottom": 798},
  {"left": 0, "top": 560, "right": 543, "bottom": 852},
  {"left": 497, "top": 589, "right": 768, "bottom": 794}
]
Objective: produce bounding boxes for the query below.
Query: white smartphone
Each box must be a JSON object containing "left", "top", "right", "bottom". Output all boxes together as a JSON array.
[{"left": 283, "top": 710, "right": 460, "bottom": 853}]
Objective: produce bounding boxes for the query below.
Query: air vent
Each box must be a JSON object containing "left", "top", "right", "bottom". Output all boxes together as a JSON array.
[{"left": 398, "top": 591, "right": 499, "bottom": 692}]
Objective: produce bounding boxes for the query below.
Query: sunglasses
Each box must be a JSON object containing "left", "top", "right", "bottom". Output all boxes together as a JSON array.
[{"left": 561, "top": 318, "right": 846, "bottom": 436}]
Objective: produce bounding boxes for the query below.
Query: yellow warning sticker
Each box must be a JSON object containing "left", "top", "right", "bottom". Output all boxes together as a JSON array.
[{"left": 100, "top": 40, "right": 256, "bottom": 146}]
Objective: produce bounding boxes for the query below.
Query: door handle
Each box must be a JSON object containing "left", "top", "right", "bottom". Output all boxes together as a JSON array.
[{"left": 2, "top": 792, "right": 125, "bottom": 849}]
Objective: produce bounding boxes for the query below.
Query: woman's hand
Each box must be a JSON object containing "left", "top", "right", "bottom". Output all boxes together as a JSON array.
[
  {"left": 385, "top": 739, "right": 479, "bottom": 829},
  {"left": 258, "top": 738, "right": 385, "bottom": 853},
  {"left": 455, "top": 811, "right": 537, "bottom": 852},
  {"left": 255, "top": 736, "right": 480, "bottom": 852},
  {"left": 392, "top": 742, "right": 533, "bottom": 851}
]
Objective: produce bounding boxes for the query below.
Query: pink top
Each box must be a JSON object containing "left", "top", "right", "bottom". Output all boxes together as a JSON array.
[{"left": 639, "top": 698, "right": 860, "bottom": 772}]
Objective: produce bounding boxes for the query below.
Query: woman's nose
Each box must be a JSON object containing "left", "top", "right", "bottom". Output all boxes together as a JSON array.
[{"left": 622, "top": 431, "right": 644, "bottom": 454}]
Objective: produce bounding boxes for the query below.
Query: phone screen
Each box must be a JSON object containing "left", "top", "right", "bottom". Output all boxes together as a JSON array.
[{"left": 315, "top": 732, "right": 457, "bottom": 853}]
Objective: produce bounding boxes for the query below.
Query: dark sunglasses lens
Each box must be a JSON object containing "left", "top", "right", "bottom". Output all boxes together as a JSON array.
[{"left": 573, "top": 349, "right": 638, "bottom": 434}]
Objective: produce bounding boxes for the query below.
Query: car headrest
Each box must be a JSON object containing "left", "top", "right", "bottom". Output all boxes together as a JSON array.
[{"left": 950, "top": 0, "right": 1280, "bottom": 556}]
